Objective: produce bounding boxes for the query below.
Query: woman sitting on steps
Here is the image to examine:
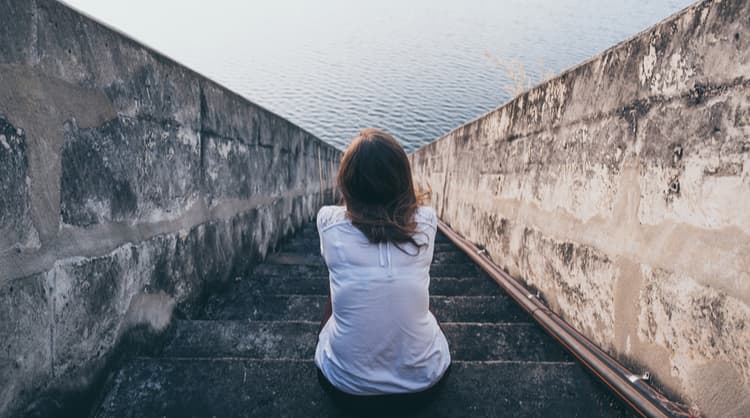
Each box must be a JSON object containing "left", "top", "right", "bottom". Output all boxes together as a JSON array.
[{"left": 315, "top": 128, "right": 452, "bottom": 414}]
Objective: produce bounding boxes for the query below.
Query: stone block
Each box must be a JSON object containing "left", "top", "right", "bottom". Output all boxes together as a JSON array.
[
  {"left": 200, "top": 81, "right": 259, "bottom": 143},
  {"left": 513, "top": 226, "right": 618, "bottom": 349},
  {"left": 637, "top": 265, "right": 750, "bottom": 416},
  {"left": 0, "top": 0, "right": 35, "bottom": 65},
  {"left": 60, "top": 116, "right": 201, "bottom": 226},
  {"left": 0, "top": 116, "right": 38, "bottom": 251},
  {"left": 33, "top": 0, "right": 201, "bottom": 128},
  {"left": 49, "top": 252, "right": 132, "bottom": 378},
  {"left": 202, "top": 134, "right": 259, "bottom": 202},
  {"left": 0, "top": 274, "right": 52, "bottom": 416},
  {"left": 636, "top": 85, "right": 750, "bottom": 233}
]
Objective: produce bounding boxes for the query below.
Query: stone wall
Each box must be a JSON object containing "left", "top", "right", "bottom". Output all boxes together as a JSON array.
[
  {"left": 410, "top": 0, "right": 749, "bottom": 415},
  {"left": 0, "top": 0, "right": 340, "bottom": 416}
]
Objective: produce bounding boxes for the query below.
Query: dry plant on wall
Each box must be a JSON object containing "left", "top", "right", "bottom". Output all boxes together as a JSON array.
[
  {"left": 483, "top": 51, "right": 557, "bottom": 99},
  {"left": 415, "top": 181, "right": 433, "bottom": 207}
]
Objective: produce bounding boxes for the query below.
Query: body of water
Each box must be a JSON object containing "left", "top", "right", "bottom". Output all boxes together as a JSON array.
[{"left": 66, "top": 0, "right": 695, "bottom": 151}]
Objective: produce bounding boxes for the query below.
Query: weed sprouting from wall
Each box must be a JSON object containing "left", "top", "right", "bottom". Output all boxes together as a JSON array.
[{"left": 483, "top": 51, "right": 558, "bottom": 99}]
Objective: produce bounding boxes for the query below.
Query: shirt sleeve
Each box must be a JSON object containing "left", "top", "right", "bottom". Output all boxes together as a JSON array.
[
  {"left": 419, "top": 206, "right": 438, "bottom": 231},
  {"left": 316, "top": 206, "right": 328, "bottom": 257},
  {"left": 427, "top": 206, "right": 438, "bottom": 230}
]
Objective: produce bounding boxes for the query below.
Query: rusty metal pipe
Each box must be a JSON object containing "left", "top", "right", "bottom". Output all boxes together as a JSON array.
[{"left": 437, "top": 221, "right": 692, "bottom": 418}]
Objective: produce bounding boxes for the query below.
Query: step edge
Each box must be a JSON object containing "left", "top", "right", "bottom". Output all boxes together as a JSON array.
[
  {"left": 130, "top": 357, "right": 576, "bottom": 366},
  {"left": 261, "top": 294, "right": 508, "bottom": 300},
  {"left": 238, "top": 275, "right": 494, "bottom": 280},
  {"left": 173, "top": 319, "right": 537, "bottom": 327}
]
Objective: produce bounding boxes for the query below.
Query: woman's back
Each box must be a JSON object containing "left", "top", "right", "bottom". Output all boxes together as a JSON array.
[{"left": 314, "top": 205, "right": 451, "bottom": 395}]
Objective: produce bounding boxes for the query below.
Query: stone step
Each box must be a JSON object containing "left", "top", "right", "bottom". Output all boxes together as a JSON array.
[
  {"left": 160, "top": 320, "right": 570, "bottom": 363},
  {"left": 435, "top": 232, "right": 452, "bottom": 243},
  {"left": 201, "top": 294, "right": 530, "bottom": 323},
  {"left": 429, "top": 275, "right": 499, "bottom": 296},
  {"left": 285, "top": 226, "right": 318, "bottom": 240},
  {"left": 297, "top": 222, "right": 318, "bottom": 234},
  {"left": 253, "top": 262, "right": 481, "bottom": 278},
  {"left": 209, "top": 275, "right": 501, "bottom": 297},
  {"left": 434, "top": 242, "right": 460, "bottom": 252},
  {"left": 291, "top": 232, "right": 319, "bottom": 243},
  {"left": 95, "top": 359, "right": 630, "bottom": 418},
  {"left": 432, "top": 250, "right": 472, "bottom": 264}
]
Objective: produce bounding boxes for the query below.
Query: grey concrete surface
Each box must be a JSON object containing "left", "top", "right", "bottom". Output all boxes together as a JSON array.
[
  {"left": 0, "top": 0, "right": 340, "bottom": 416},
  {"left": 92, "top": 225, "right": 631, "bottom": 418},
  {"left": 409, "top": 1, "right": 750, "bottom": 415}
]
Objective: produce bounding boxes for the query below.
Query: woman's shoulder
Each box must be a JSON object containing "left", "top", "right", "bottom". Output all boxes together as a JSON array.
[
  {"left": 316, "top": 205, "right": 436, "bottom": 230},
  {"left": 317, "top": 205, "right": 348, "bottom": 231},
  {"left": 414, "top": 206, "right": 437, "bottom": 227}
]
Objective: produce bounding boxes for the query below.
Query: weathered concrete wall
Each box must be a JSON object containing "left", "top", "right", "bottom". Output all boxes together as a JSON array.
[
  {"left": 410, "top": 0, "right": 749, "bottom": 415},
  {"left": 0, "top": 0, "right": 340, "bottom": 416}
]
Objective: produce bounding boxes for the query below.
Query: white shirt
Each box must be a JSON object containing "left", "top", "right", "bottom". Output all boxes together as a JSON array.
[{"left": 314, "top": 205, "right": 451, "bottom": 395}]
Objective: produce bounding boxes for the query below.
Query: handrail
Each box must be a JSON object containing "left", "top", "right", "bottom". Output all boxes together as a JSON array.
[{"left": 437, "top": 220, "right": 693, "bottom": 418}]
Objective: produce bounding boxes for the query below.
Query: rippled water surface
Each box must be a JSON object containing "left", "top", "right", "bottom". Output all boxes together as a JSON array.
[{"left": 67, "top": 0, "right": 694, "bottom": 151}]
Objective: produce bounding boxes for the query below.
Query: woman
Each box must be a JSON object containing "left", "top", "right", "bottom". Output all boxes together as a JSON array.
[{"left": 314, "top": 128, "right": 451, "bottom": 414}]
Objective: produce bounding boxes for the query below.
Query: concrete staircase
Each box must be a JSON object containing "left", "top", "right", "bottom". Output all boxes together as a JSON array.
[{"left": 93, "top": 223, "right": 632, "bottom": 417}]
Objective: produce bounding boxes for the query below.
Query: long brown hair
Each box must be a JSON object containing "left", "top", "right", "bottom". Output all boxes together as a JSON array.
[{"left": 338, "top": 128, "right": 423, "bottom": 248}]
